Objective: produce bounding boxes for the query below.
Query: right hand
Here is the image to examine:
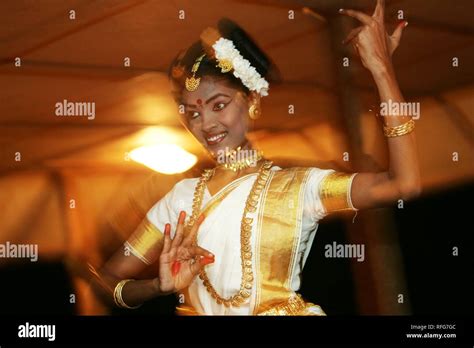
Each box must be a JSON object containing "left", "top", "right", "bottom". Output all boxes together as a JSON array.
[
  {"left": 158, "top": 211, "right": 215, "bottom": 294},
  {"left": 200, "top": 27, "right": 221, "bottom": 57}
]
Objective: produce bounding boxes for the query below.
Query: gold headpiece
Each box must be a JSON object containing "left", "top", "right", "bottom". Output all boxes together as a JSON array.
[
  {"left": 184, "top": 54, "right": 234, "bottom": 92},
  {"left": 185, "top": 54, "right": 206, "bottom": 92}
]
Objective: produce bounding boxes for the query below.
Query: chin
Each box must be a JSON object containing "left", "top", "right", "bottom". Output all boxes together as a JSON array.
[{"left": 205, "top": 141, "right": 236, "bottom": 159}]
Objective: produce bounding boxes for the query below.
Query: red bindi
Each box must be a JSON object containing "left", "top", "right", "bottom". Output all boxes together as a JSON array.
[{"left": 197, "top": 98, "right": 202, "bottom": 105}]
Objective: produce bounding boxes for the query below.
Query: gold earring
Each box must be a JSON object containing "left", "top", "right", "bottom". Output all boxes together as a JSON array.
[{"left": 249, "top": 104, "right": 260, "bottom": 120}]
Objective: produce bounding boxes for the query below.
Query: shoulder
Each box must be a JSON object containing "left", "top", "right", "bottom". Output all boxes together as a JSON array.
[
  {"left": 167, "top": 177, "right": 200, "bottom": 199},
  {"left": 271, "top": 165, "right": 334, "bottom": 178}
]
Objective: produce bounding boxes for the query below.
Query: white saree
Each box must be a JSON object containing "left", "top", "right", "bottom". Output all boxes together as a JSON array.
[{"left": 124, "top": 165, "right": 357, "bottom": 315}]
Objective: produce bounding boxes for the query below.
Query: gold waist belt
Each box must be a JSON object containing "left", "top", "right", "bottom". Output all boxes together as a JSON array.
[
  {"left": 175, "top": 294, "right": 326, "bottom": 316},
  {"left": 257, "top": 294, "right": 326, "bottom": 316}
]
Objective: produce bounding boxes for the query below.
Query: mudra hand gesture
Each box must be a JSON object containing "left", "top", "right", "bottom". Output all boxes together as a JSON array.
[
  {"left": 158, "top": 211, "right": 215, "bottom": 293},
  {"left": 339, "top": 0, "right": 408, "bottom": 74}
]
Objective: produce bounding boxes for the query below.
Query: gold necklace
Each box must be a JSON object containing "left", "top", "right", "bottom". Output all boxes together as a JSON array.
[
  {"left": 186, "top": 159, "right": 273, "bottom": 307},
  {"left": 216, "top": 147, "right": 264, "bottom": 172}
]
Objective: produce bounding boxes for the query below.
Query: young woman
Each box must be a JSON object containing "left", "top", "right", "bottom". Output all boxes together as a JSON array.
[{"left": 97, "top": 0, "right": 420, "bottom": 315}]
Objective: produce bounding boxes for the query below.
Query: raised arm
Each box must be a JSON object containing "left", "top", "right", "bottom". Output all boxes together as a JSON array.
[{"left": 338, "top": 0, "right": 421, "bottom": 210}]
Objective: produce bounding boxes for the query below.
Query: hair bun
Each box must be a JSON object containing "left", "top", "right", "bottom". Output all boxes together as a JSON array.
[{"left": 216, "top": 18, "right": 281, "bottom": 83}]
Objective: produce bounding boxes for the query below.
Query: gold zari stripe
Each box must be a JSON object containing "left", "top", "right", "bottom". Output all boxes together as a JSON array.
[{"left": 254, "top": 167, "right": 312, "bottom": 314}]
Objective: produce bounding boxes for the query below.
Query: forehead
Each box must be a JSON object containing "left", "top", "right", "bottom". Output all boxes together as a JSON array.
[{"left": 180, "top": 77, "right": 238, "bottom": 102}]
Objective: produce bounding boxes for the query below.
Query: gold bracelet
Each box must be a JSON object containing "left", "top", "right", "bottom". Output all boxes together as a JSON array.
[
  {"left": 383, "top": 119, "right": 415, "bottom": 138},
  {"left": 113, "top": 279, "right": 142, "bottom": 309}
]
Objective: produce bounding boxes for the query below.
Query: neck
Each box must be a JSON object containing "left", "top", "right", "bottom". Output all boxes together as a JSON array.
[{"left": 212, "top": 139, "right": 264, "bottom": 174}]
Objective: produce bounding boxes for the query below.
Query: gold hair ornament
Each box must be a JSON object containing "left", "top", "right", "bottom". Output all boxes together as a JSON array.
[
  {"left": 185, "top": 54, "right": 206, "bottom": 92},
  {"left": 216, "top": 58, "right": 233, "bottom": 73}
]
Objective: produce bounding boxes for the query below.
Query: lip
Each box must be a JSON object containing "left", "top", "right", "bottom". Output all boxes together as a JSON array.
[{"left": 205, "top": 131, "right": 227, "bottom": 146}]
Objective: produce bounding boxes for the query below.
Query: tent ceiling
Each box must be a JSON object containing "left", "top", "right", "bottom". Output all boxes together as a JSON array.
[{"left": 0, "top": 0, "right": 473, "bottom": 187}]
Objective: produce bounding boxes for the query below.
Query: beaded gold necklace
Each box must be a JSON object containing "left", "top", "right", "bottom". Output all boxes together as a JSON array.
[{"left": 185, "top": 159, "right": 273, "bottom": 307}]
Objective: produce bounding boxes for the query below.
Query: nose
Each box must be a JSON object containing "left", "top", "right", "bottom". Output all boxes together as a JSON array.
[{"left": 201, "top": 113, "right": 219, "bottom": 134}]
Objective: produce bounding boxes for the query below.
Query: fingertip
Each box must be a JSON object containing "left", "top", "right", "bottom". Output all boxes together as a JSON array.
[
  {"left": 197, "top": 213, "right": 205, "bottom": 224},
  {"left": 398, "top": 20, "right": 408, "bottom": 28},
  {"left": 178, "top": 210, "right": 186, "bottom": 224},
  {"left": 200, "top": 256, "right": 215, "bottom": 266},
  {"left": 164, "top": 223, "right": 171, "bottom": 236}
]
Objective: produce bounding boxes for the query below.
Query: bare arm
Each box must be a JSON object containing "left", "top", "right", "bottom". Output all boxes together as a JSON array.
[
  {"left": 339, "top": 0, "right": 421, "bottom": 210},
  {"left": 93, "top": 211, "right": 214, "bottom": 309},
  {"left": 96, "top": 249, "right": 166, "bottom": 308}
]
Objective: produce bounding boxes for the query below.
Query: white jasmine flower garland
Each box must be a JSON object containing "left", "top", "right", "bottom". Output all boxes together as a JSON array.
[{"left": 212, "top": 37, "right": 269, "bottom": 97}]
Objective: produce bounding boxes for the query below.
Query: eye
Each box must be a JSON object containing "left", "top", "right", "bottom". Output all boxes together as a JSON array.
[
  {"left": 187, "top": 111, "right": 200, "bottom": 119},
  {"left": 213, "top": 102, "right": 227, "bottom": 111}
]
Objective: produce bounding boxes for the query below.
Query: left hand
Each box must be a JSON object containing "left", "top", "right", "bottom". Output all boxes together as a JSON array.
[
  {"left": 339, "top": 0, "right": 407, "bottom": 75},
  {"left": 158, "top": 212, "right": 215, "bottom": 294}
]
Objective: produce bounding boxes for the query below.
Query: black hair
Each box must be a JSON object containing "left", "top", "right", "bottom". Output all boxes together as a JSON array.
[{"left": 168, "top": 18, "right": 280, "bottom": 103}]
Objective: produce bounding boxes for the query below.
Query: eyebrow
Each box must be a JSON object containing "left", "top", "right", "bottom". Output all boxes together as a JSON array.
[{"left": 181, "top": 93, "right": 231, "bottom": 108}]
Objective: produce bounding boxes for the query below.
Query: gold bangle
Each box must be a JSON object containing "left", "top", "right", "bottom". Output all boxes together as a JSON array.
[
  {"left": 113, "top": 279, "right": 142, "bottom": 309},
  {"left": 383, "top": 119, "right": 415, "bottom": 138}
]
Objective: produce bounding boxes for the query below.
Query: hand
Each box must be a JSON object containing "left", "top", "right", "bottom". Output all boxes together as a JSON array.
[
  {"left": 339, "top": 0, "right": 407, "bottom": 75},
  {"left": 158, "top": 211, "right": 215, "bottom": 294},
  {"left": 200, "top": 27, "right": 221, "bottom": 58}
]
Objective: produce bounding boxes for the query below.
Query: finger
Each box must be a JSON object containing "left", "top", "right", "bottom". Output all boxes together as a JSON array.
[
  {"left": 162, "top": 223, "right": 172, "bottom": 254},
  {"left": 343, "top": 26, "right": 363, "bottom": 45},
  {"left": 183, "top": 213, "right": 205, "bottom": 246},
  {"left": 390, "top": 21, "right": 408, "bottom": 48},
  {"left": 352, "top": 42, "right": 360, "bottom": 58},
  {"left": 374, "top": 0, "right": 385, "bottom": 20},
  {"left": 171, "top": 211, "right": 186, "bottom": 249},
  {"left": 339, "top": 8, "right": 373, "bottom": 26},
  {"left": 189, "top": 255, "right": 215, "bottom": 275},
  {"left": 200, "top": 27, "right": 221, "bottom": 47},
  {"left": 200, "top": 27, "right": 221, "bottom": 57},
  {"left": 190, "top": 245, "right": 214, "bottom": 259}
]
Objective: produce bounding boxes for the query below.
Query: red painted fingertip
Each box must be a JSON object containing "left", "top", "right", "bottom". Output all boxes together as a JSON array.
[
  {"left": 398, "top": 20, "right": 408, "bottom": 27},
  {"left": 164, "top": 223, "right": 171, "bottom": 236},
  {"left": 197, "top": 213, "right": 205, "bottom": 224},
  {"left": 200, "top": 256, "right": 215, "bottom": 266},
  {"left": 178, "top": 211, "right": 186, "bottom": 224}
]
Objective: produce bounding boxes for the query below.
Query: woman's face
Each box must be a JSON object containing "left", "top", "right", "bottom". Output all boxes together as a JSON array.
[{"left": 179, "top": 77, "right": 252, "bottom": 158}]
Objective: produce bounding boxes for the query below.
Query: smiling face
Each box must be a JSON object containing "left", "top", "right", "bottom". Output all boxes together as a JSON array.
[{"left": 179, "top": 76, "right": 256, "bottom": 158}]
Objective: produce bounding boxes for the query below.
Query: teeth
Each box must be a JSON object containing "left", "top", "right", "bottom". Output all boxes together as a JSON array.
[{"left": 207, "top": 132, "right": 226, "bottom": 142}]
